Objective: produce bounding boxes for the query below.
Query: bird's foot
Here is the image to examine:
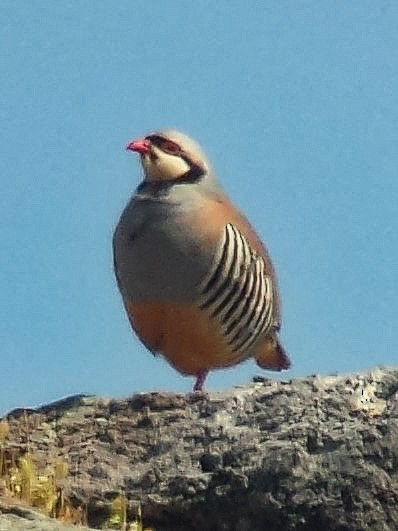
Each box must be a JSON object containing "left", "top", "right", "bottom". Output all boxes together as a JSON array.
[{"left": 193, "top": 370, "right": 208, "bottom": 392}]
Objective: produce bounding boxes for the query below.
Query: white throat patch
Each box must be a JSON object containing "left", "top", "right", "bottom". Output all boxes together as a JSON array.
[{"left": 142, "top": 146, "right": 190, "bottom": 182}]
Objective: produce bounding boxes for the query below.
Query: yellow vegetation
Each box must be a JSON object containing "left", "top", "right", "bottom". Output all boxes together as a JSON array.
[
  {"left": 0, "top": 416, "right": 153, "bottom": 530},
  {"left": 103, "top": 495, "right": 153, "bottom": 531}
]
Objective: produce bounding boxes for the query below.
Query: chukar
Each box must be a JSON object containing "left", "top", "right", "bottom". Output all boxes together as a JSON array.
[{"left": 113, "top": 130, "right": 290, "bottom": 391}]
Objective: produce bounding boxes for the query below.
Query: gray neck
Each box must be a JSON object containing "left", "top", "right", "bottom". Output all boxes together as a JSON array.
[{"left": 134, "top": 171, "right": 223, "bottom": 204}]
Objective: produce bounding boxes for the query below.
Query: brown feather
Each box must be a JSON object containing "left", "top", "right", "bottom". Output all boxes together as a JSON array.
[
  {"left": 254, "top": 335, "right": 291, "bottom": 371},
  {"left": 192, "top": 195, "right": 282, "bottom": 328},
  {"left": 124, "top": 300, "right": 249, "bottom": 376}
]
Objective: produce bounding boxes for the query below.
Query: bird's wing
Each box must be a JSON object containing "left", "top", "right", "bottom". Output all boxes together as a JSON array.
[
  {"left": 193, "top": 195, "right": 281, "bottom": 354},
  {"left": 197, "top": 222, "right": 274, "bottom": 354},
  {"left": 194, "top": 195, "right": 281, "bottom": 323}
]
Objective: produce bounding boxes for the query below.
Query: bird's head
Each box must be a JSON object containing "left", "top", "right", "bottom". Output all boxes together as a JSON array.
[{"left": 126, "top": 130, "right": 211, "bottom": 183}]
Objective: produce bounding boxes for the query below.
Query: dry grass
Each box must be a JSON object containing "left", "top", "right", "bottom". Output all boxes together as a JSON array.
[{"left": 103, "top": 495, "right": 153, "bottom": 531}]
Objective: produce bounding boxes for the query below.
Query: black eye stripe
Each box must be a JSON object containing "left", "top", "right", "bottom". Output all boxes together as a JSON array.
[
  {"left": 145, "top": 134, "right": 164, "bottom": 147},
  {"left": 146, "top": 135, "right": 179, "bottom": 153}
]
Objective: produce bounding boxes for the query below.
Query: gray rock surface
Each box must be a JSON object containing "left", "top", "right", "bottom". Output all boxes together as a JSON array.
[
  {"left": 0, "top": 500, "right": 95, "bottom": 530},
  {"left": 1, "top": 367, "right": 398, "bottom": 530}
]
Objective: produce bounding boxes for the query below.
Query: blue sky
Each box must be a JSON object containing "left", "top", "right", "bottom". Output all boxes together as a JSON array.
[{"left": 1, "top": 2, "right": 397, "bottom": 414}]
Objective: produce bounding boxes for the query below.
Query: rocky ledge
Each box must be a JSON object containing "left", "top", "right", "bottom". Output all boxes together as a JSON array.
[{"left": 1, "top": 367, "right": 398, "bottom": 530}]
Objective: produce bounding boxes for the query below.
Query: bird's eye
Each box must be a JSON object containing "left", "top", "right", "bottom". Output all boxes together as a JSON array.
[{"left": 161, "top": 140, "right": 180, "bottom": 154}]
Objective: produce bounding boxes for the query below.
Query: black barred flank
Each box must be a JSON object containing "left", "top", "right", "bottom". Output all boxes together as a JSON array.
[
  {"left": 201, "top": 225, "right": 239, "bottom": 312},
  {"left": 198, "top": 223, "right": 274, "bottom": 354},
  {"left": 233, "top": 276, "right": 273, "bottom": 353},
  {"left": 200, "top": 224, "right": 231, "bottom": 304}
]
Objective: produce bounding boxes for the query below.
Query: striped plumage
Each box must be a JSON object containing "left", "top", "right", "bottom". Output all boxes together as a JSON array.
[
  {"left": 198, "top": 223, "right": 274, "bottom": 355},
  {"left": 113, "top": 130, "right": 290, "bottom": 391}
]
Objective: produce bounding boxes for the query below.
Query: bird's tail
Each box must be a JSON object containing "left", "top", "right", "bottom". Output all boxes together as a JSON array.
[{"left": 254, "top": 335, "right": 291, "bottom": 371}]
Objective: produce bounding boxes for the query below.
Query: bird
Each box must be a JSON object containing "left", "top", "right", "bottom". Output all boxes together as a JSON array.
[{"left": 113, "top": 130, "right": 291, "bottom": 391}]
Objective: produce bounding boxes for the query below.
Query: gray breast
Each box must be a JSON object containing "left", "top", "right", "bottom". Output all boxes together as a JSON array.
[{"left": 113, "top": 193, "right": 214, "bottom": 303}]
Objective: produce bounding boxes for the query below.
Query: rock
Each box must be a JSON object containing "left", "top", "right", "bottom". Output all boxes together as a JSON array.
[
  {"left": 1, "top": 367, "right": 398, "bottom": 530},
  {"left": 0, "top": 500, "right": 96, "bottom": 531}
]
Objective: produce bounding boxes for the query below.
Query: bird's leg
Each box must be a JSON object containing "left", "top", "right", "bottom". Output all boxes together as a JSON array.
[{"left": 193, "top": 370, "right": 208, "bottom": 392}]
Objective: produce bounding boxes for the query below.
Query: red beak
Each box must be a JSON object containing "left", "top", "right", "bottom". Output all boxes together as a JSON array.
[{"left": 126, "top": 138, "right": 151, "bottom": 154}]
